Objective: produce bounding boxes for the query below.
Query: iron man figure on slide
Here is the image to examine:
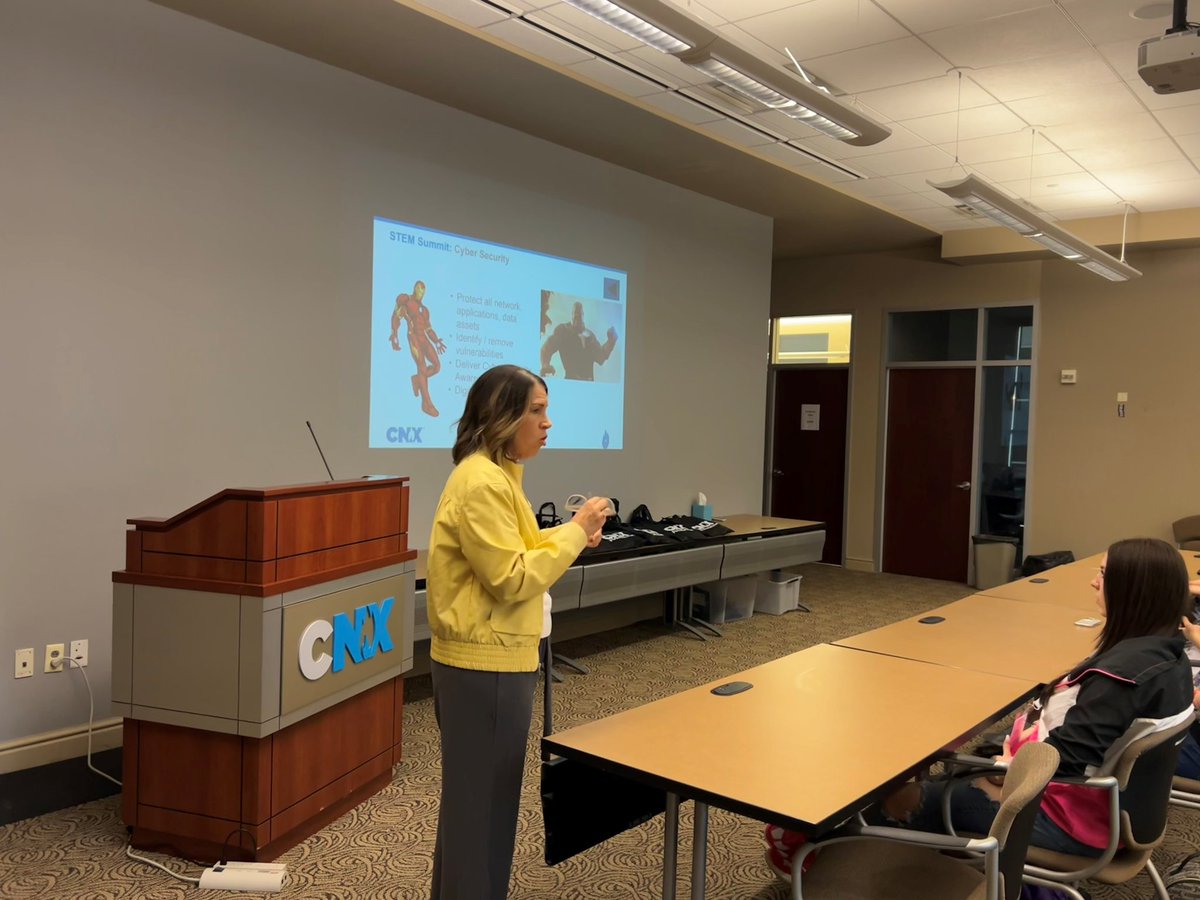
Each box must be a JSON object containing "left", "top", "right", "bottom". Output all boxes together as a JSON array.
[{"left": 390, "top": 280, "right": 447, "bottom": 417}]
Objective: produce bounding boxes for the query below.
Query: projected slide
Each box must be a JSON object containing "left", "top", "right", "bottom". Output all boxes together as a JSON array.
[{"left": 369, "top": 217, "right": 627, "bottom": 450}]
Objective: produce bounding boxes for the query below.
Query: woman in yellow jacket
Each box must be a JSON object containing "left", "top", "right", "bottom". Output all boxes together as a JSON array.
[{"left": 427, "top": 364, "right": 610, "bottom": 900}]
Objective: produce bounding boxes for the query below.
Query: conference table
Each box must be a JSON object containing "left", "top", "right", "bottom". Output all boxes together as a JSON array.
[
  {"left": 977, "top": 548, "right": 1200, "bottom": 609},
  {"left": 543, "top": 642, "right": 1039, "bottom": 899},
  {"left": 541, "top": 550, "right": 1132, "bottom": 898},
  {"left": 833, "top": 592, "right": 1102, "bottom": 683}
]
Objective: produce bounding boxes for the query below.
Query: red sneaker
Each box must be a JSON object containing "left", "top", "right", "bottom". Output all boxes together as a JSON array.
[{"left": 762, "top": 824, "right": 817, "bottom": 883}]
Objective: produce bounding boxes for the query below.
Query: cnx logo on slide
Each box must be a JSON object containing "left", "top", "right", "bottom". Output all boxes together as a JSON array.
[
  {"left": 299, "top": 598, "right": 394, "bottom": 681},
  {"left": 386, "top": 426, "right": 423, "bottom": 444}
]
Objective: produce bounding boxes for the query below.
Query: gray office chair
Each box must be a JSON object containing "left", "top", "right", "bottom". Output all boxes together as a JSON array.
[
  {"left": 1017, "top": 715, "right": 1195, "bottom": 900},
  {"left": 1173, "top": 515, "right": 1200, "bottom": 551},
  {"left": 791, "top": 742, "right": 1059, "bottom": 900}
]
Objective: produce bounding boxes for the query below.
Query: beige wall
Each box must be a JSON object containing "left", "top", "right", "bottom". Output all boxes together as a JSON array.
[{"left": 772, "top": 245, "right": 1200, "bottom": 571}]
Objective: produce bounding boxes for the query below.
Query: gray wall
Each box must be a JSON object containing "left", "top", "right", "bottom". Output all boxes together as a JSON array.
[{"left": 0, "top": 0, "right": 772, "bottom": 745}]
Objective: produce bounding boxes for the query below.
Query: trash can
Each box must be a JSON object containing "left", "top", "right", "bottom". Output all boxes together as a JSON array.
[{"left": 972, "top": 535, "right": 1019, "bottom": 589}]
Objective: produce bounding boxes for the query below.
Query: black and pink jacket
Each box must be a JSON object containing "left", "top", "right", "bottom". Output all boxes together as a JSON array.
[{"left": 1007, "top": 634, "right": 1192, "bottom": 848}]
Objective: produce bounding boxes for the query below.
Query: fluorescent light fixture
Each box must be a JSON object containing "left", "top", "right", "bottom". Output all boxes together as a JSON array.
[
  {"left": 560, "top": 0, "right": 696, "bottom": 53},
  {"left": 562, "top": 0, "right": 891, "bottom": 146},
  {"left": 930, "top": 174, "right": 1141, "bottom": 282}
]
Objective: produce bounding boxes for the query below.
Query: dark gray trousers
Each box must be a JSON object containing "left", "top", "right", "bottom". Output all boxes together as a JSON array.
[{"left": 430, "top": 661, "right": 537, "bottom": 900}]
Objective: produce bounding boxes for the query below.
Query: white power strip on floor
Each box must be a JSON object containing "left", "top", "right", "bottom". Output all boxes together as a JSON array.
[{"left": 198, "top": 861, "right": 287, "bottom": 892}]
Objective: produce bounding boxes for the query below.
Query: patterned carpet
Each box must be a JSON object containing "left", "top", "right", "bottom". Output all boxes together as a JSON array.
[{"left": 2, "top": 564, "right": 1197, "bottom": 898}]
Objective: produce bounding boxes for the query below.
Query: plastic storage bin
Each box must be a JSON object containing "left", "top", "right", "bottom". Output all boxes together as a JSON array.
[
  {"left": 755, "top": 572, "right": 802, "bottom": 615},
  {"left": 694, "top": 576, "right": 757, "bottom": 624},
  {"left": 972, "top": 535, "right": 1019, "bottom": 589}
]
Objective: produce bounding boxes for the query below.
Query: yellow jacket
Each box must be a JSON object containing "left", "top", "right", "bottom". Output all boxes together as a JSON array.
[{"left": 427, "top": 451, "right": 587, "bottom": 672}]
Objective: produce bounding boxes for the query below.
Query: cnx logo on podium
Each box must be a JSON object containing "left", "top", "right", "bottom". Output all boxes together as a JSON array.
[{"left": 298, "top": 597, "right": 394, "bottom": 681}]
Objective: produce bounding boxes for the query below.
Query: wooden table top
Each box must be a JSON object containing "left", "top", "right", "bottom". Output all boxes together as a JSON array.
[
  {"left": 834, "top": 593, "right": 1100, "bottom": 684},
  {"left": 542, "top": 643, "right": 1035, "bottom": 832},
  {"left": 977, "top": 548, "right": 1200, "bottom": 609},
  {"left": 715, "top": 514, "right": 824, "bottom": 537}
]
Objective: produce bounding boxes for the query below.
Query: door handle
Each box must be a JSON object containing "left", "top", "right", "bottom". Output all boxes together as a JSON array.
[
  {"left": 955, "top": 481, "right": 971, "bottom": 491},
  {"left": 772, "top": 468, "right": 784, "bottom": 476}
]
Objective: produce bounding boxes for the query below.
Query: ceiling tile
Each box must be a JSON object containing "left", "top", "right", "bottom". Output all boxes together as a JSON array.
[
  {"left": 567, "top": 56, "right": 666, "bottom": 96},
  {"left": 733, "top": 0, "right": 909, "bottom": 60},
  {"left": 712, "top": 23, "right": 792, "bottom": 67},
  {"left": 699, "top": 117, "right": 778, "bottom": 147},
  {"left": 998, "top": 171, "right": 1106, "bottom": 202},
  {"left": 753, "top": 140, "right": 826, "bottom": 168},
  {"left": 900, "top": 104, "right": 1027, "bottom": 144},
  {"left": 1006, "top": 86, "right": 1145, "bottom": 127},
  {"left": 1178, "top": 133, "right": 1200, "bottom": 156},
  {"left": 638, "top": 90, "right": 723, "bottom": 124},
  {"left": 671, "top": 0, "right": 731, "bottom": 27},
  {"left": 922, "top": 6, "right": 1090, "bottom": 69},
  {"left": 879, "top": 191, "right": 945, "bottom": 211},
  {"left": 481, "top": 17, "right": 593, "bottom": 64},
  {"left": 1041, "top": 112, "right": 1167, "bottom": 150},
  {"left": 853, "top": 145, "right": 958, "bottom": 176},
  {"left": 415, "top": 0, "right": 509, "bottom": 27},
  {"left": 936, "top": 129, "right": 1047, "bottom": 164},
  {"left": 1124, "top": 179, "right": 1200, "bottom": 210},
  {"left": 700, "top": 0, "right": 815, "bottom": 20},
  {"left": 970, "top": 151, "right": 1082, "bottom": 182},
  {"left": 1094, "top": 37, "right": 1143, "bottom": 80},
  {"left": 1058, "top": 0, "right": 1171, "bottom": 44},
  {"left": 1123, "top": 76, "right": 1200, "bottom": 110},
  {"left": 856, "top": 73, "right": 995, "bottom": 121},
  {"left": 493, "top": 0, "right": 557, "bottom": 10},
  {"left": 1036, "top": 186, "right": 1123, "bottom": 213},
  {"left": 1153, "top": 105, "right": 1200, "bottom": 137},
  {"left": 1091, "top": 159, "right": 1200, "bottom": 193},
  {"left": 841, "top": 177, "right": 919, "bottom": 198},
  {"left": 970, "top": 50, "right": 1120, "bottom": 101},
  {"left": 873, "top": 0, "right": 1052, "bottom": 35},
  {"left": 797, "top": 37, "right": 951, "bottom": 95},
  {"left": 1069, "top": 135, "right": 1190, "bottom": 168}
]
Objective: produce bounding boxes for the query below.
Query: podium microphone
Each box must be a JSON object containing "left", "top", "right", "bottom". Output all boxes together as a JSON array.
[{"left": 306, "top": 420, "right": 336, "bottom": 482}]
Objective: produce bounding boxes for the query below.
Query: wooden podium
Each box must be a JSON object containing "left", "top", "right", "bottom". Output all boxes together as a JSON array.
[{"left": 111, "top": 477, "right": 417, "bottom": 862}]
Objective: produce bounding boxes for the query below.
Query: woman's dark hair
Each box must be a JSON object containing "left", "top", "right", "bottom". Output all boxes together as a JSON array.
[
  {"left": 451, "top": 365, "right": 546, "bottom": 465},
  {"left": 1095, "top": 536, "right": 1190, "bottom": 654}
]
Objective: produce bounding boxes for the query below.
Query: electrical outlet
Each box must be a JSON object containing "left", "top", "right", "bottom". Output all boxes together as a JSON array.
[
  {"left": 44, "top": 643, "right": 65, "bottom": 673},
  {"left": 15, "top": 648, "right": 34, "bottom": 679},
  {"left": 69, "top": 639, "right": 88, "bottom": 668}
]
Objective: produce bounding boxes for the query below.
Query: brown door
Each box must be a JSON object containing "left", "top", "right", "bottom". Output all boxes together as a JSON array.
[
  {"left": 883, "top": 368, "right": 975, "bottom": 581},
  {"left": 769, "top": 367, "right": 849, "bottom": 565}
]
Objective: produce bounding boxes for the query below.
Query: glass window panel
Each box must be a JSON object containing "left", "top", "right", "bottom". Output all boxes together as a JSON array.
[
  {"left": 772, "top": 314, "right": 851, "bottom": 365},
  {"left": 978, "top": 365, "right": 1030, "bottom": 556},
  {"left": 985, "top": 306, "right": 1034, "bottom": 361},
  {"left": 887, "top": 309, "right": 977, "bottom": 362}
]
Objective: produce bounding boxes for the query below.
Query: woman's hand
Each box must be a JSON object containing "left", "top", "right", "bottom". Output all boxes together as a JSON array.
[
  {"left": 571, "top": 496, "right": 611, "bottom": 539},
  {"left": 586, "top": 529, "right": 603, "bottom": 548}
]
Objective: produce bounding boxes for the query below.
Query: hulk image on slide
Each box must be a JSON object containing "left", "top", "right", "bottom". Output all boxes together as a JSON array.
[{"left": 389, "top": 280, "right": 447, "bottom": 417}]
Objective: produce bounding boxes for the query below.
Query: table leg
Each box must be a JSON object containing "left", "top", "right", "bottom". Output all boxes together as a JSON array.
[
  {"left": 663, "top": 792, "right": 680, "bottom": 900},
  {"left": 691, "top": 801, "right": 709, "bottom": 900}
]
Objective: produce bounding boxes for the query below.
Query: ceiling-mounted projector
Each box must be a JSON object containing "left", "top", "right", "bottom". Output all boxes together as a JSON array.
[
  {"left": 1139, "top": 28, "right": 1200, "bottom": 93},
  {"left": 1138, "top": 0, "right": 1200, "bottom": 93}
]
